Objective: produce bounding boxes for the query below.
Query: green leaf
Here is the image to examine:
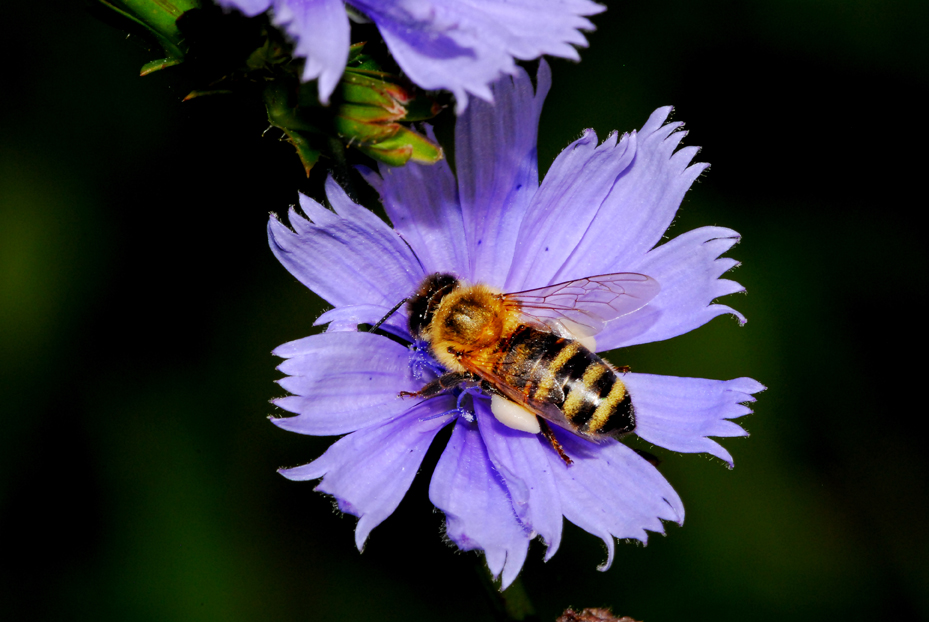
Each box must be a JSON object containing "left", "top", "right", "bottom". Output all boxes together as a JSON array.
[{"left": 140, "top": 57, "right": 184, "bottom": 76}]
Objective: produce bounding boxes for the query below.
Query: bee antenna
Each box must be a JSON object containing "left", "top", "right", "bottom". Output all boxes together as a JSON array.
[{"left": 367, "top": 298, "right": 410, "bottom": 333}]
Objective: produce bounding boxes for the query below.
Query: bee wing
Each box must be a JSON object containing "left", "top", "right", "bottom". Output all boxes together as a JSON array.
[
  {"left": 505, "top": 273, "right": 660, "bottom": 338},
  {"left": 460, "top": 357, "right": 574, "bottom": 432}
]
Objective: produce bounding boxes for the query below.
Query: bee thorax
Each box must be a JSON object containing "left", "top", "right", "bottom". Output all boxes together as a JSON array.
[{"left": 434, "top": 287, "right": 505, "bottom": 347}]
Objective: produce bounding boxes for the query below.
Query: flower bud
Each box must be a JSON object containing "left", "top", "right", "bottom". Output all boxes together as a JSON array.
[
  {"left": 331, "top": 46, "right": 443, "bottom": 167},
  {"left": 94, "top": 9, "right": 444, "bottom": 175},
  {"left": 263, "top": 44, "right": 443, "bottom": 174}
]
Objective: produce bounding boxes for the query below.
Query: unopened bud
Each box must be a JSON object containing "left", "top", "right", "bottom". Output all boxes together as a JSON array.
[{"left": 331, "top": 45, "right": 443, "bottom": 167}]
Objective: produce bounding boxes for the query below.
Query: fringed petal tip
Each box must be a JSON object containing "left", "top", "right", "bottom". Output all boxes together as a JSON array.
[
  {"left": 592, "top": 494, "right": 684, "bottom": 571},
  {"left": 473, "top": 547, "right": 530, "bottom": 592},
  {"left": 625, "top": 373, "right": 763, "bottom": 468},
  {"left": 541, "top": 537, "right": 561, "bottom": 563},
  {"left": 500, "top": 550, "right": 528, "bottom": 590},
  {"left": 430, "top": 420, "right": 531, "bottom": 590},
  {"left": 597, "top": 225, "right": 750, "bottom": 350},
  {"left": 314, "top": 495, "right": 375, "bottom": 552},
  {"left": 733, "top": 377, "right": 767, "bottom": 395},
  {"left": 267, "top": 411, "right": 325, "bottom": 437},
  {"left": 711, "top": 301, "right": 748, "bottom": 327},
  {"left": 277, "top": 461, "right": 321, "bottom": 482},
  {"left": 595, "top": 536, "right": 616, "bottom": 572},
  {"left": 313, "top": 305, "right": 410, "bottom": 336},
  {"left": 267, "top": 410, "right": 304, "bottom": 433},
  {"left": 274, "top": 0, "right": 350, "bottom": 104},
  {"left": 267, "top": 181, "right": 425, "bottom": 311},
  {"left": 281, "top": 409, "right": 452, "bottom": 555}
]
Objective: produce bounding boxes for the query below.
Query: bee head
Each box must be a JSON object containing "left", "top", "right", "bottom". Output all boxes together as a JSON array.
[{"left": 407, "top": 273, "right": 459, "bottom": 338}]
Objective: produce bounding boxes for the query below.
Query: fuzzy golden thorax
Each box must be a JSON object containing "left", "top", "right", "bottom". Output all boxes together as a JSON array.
[{"left": 428, "top": 284, "right": 516, "bottom": 372}]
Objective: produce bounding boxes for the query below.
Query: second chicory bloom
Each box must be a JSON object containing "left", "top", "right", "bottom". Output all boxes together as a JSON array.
[
  {"left": 216, "top": 0, "right": 604, "bottom": 111},
  {"left": 268, "top": 62, "right": 763, "bottom": 588}
]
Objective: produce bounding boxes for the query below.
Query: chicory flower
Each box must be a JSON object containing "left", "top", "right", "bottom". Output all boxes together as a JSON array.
[
  {"left": 268, "top": 61, "right": 763, "bottom": 588},
  {"left": 216, "top": 0, "right": 604, "bottom": 111}
]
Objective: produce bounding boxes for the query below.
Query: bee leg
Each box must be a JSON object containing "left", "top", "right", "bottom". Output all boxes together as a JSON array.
[
  {"left": 398, "top": 372, "right": 475, "bottom": 399},
  {"left": 539, "top": 419, "right": 573, "bottom": 466}
]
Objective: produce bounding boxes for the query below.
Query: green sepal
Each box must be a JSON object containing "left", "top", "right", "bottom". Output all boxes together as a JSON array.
[
  {"left": 334, "top": 116, "right": 400, "bottom": 144},
  {"left": 399, "top": 93, "right": 443, "bottom": 122},
  {"left": 246, "top": 37, "right": 292, "bottom": 73},
  {"left": 358, "top": 126, "right": 443, "bottom": 166},
  {"left": 280, "top": 129, "right": 322, "bottom": 177},
  {"left": 356, "top": 143, "right": 412, "bottom": 167},
  {"left": 338, "top": 103, "right": 404, "bottom": 124},
  {"left": 390, "top": 126, "right": 443, "bottom": 164},
  {"left": 263, "top": 83, "right": 324, "bottom": 134},
  {"left": 340, "top": 69, "right": 442, "bottom": 123},
  {"left": 346, "top": 42, "right": 381, "bottom": 71},
  {"left": 339, "top": 73, "right": 407, "bottom": 112}
]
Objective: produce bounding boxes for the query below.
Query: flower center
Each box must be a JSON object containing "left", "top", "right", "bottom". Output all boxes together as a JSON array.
[
  {"left": 408, "top": 339, "right": 447, "bottom": 381},
  {"left": 408, "top": 340, "right": 481, "bottom": 423}
]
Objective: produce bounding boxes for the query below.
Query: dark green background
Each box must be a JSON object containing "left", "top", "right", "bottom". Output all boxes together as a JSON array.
[{"left": 2, "top": 1, "right": 927, "bottom": 620}]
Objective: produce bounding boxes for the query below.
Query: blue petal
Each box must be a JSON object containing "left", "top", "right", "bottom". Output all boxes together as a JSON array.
[
  {"left": 280, "top": 398, "right": 455, "bottom": 550},
  {"left": 626, "top": 374, "right": 765, "bottom": 467},
  {"left": 475, "top": 401, "right": 564, "bottom": 560},
  {"left": 456, "top": 62, "right": 550, "bottom": 286},
  {"left": 505, "top": 127, "right": 637, "bottom": 290},
  {"left": 549, "top": 430, "right": 684, "bottom": 571},
  {"left": 598, "top": 226, "right": 746, "bottom": 350},
  {"left": 429, "top": 418, "right": 530, "bottom": 589},
  {"left": 273, "top": 0, "right": 350, "bottom": 103},
  {"left": 551, "top": 107, "right": 709, "bottom": 280},
  {"left": 268, "top": 181, "right": 424, "bottom": 310},
  {"left": 271, "top": 331, "right": 422, "bottom": 435},
  {"left": 216, "top": 0, "right": 272, "bottom": 17},
  {"left": 354, "top": 0, "right": 599, "bottom": 112},
  {"left": 358, "top": 128, "right": 470, "bottom": 276},
  {"left": 314, "top": 304, "right": 410, "bottom": 336}
]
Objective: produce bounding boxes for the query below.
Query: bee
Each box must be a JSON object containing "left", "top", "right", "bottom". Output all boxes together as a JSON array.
[{"left": 379, "top": 272, "right": 660, "bottom": 464}]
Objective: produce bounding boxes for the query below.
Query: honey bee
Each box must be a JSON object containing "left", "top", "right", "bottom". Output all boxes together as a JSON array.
[{"left": 381, "top": 272, "right": 660, "bottom": 464}]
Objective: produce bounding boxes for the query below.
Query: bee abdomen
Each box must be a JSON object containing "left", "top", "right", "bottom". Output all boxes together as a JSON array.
[
  {"left": 494, "top": 325, "right": 564, "bottom": 397},
  {"left": 558, "top": 351, "right": 635, "bottom": 437},
  {"left": 492, "top": 325, "right": 635, "bottom": 438}
]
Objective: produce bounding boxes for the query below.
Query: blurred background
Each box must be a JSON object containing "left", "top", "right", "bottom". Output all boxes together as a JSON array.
[{"left": 2, "top": 1, "right": 927, "bottom": 620}]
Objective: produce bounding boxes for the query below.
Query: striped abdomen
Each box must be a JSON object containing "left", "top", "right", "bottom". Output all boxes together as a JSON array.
[{"left": 489, "top": 324, "right": 635, "bottom": 438}]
